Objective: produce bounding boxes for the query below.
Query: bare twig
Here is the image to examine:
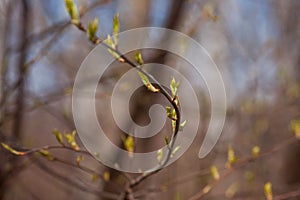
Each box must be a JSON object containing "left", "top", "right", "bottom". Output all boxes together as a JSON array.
[{"left": 69, "top": 13, "right": 182, "bottom": 199}]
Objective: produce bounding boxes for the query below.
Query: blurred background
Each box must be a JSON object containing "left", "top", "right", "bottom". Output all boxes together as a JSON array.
[{"left": 0, "top": 0, "right": 300, "bottom": 199}]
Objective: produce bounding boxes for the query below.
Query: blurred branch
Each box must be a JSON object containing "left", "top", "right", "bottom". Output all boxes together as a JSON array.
[
  {"left": 0, "top": 157, "right": 36, "bottom": 199},
  {"left": 12, "top": 0, "right": 30, "bottom": 140},
  {"left": 1, "top": 141, "right": 122, "bottom": 198},
  {"left": 35, "top": 160, "right": 119, "bottom": 199},
  {"left": 0, "top": 0, "right": 12, "bottom": 141},
  {"left": 0, "top": 0, "right": 113, "bottom": 128},
  {"left": 188, "top": 137, "right": 297, "bottom": 200},
  {"left": 7, "top": 0, "right": 112, "bottom": 53},
  {"left": 38, "top": 154, "right": 122, "bottom": 192},
  {"left": 274, "top": 188, "right": 300, "bottom": 200}
]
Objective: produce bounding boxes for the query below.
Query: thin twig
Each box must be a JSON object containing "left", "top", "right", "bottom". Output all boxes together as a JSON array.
[{"left": 70, "top": 15, "right": 182, "bottom": 199}]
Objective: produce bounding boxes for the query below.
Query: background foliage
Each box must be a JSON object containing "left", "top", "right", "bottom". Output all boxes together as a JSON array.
[{"left": 0, "top": 0, "right": 300, "bottom": 199}]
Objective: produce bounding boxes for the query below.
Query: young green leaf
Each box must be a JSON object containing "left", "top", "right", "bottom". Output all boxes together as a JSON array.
[
  {"left": 164, "top": 135, "right": 170, "bottom": 145},
  {"left": 135, "top": 51, "right": 144, "bottom": 65},
  {"left": 244, "top": 171, "right": 255, "bottom": 183},
  {"left": 112, "top": 14, "right": 119, "bottom": 45},
  {"left": 202, "top": 184, "right": 212, "bottom": 194},
  {"left": 171, "top": 146, "right": 180, "bottom": 158},
  {"left": 225, "top": 182, "right": 239, "bottom": 198},
  {"left": 104, "top": 35, "right": 125, "bottom": 62},
  {"left": 290, "top": 119, "right": 300, "bottom": 139},
  {"left": 264, "top": 182, "right": 273, "bottom": 200},
  {"left": 138, "top": 72, "right": 159, "bottom": 93},
  {"left": 103, "top": 171, "right": 110, "bottom": 182},
  {"left": 165, "top": 106, "right": 177, "bottom": 120},
  {"left": 76, "top": 155, "right": 83, "bottom": 165},
  {"left": 108, "top": 49, "right": 125, "bottom": 62},
  {"left": 52, "top": 130, "right": 64, "bottom": 145},
  {"left": 38, "top": 149, "right": 54, "bottom": 160},
  {"left": 91, "top": 174, "right": 99, "bottom": 182},
  {"left": 210, "top": 165, "right": 220, "bottom": 180},
  {"left": 122, "top": 135, "right": 134, "bottom": 157},
  {"left": 172, "top": 120, "right": 176, "bottom": 131},
  {"left": 1, "top": 143, "right": 26, "bottom": 156},
  {"left": 94, "top": 152, "right": 101, "bottom": 160},
  {"left": 105, "top": 34, "right": 114, "bottom": 48},
  {"left": 157, "top": 149, "right": 163, "bottom": 163},
  {"left": 251, "top": 146, "right": 260, "bottom": 157},
  {"left": 166, "top": 106, "right": 178, "bottom": 131},
  {"left": 226, "top": 145, "right": 237, "bottom": 168},
  {"left": 64, "top": 0, "right": 79, "bottom": 25},
  {"left": 87, "top": 18, "right": 98, "bottom": 41},
  {"left": 179, "top": 120, "right": 187, "bottom": 131},
  {"left": 166, "top": 106, "right": 172, "bottom": 118},
  {"left": 170, "top": 77, "right": 180, "bottom": 97},
  {"left": 64, "top": 130, "right": 80, "bottom": 150}
]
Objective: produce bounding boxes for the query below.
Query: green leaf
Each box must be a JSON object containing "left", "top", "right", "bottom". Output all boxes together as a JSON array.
[
  {"left": 244, "top": 171, "right": 255, "bottom": 183},
  {"left": 171, "top": 146, "right": 180, "bottom": 158},
  {"left": 104, "top": 34, "right": 125, "bottom": 62},
  {"left": 94, "top": 152, "right": 101, "bottom": 160},
  {"left": 170, "top": 77, "right": 180, "bottom": 97},
  {"left": 76, "top": 155, "right": 83, "bottom": 165},
  {"left": 64, "top": 0, "right": 79, "bottom": 24},
  {"left": 157, "top": 149, "right": 163, "bottom": 163},
  {"left": 165, "top": 106, "right": 177, "bottom": 120},
  {"left": 105, "top": 34, "right": 114, "bottom": 48},
  {"left": 166, "top": 106, "right": 177, "bottom": 131},
  {"left": 64, "top": 130, "right": 80, "bottom": 150},
  {"left": 52, "top": 130, "right": 64, "bottom": 145},
  {"left": 122, "top": 135, "right": 134, "bottom": 157},
  {"left": 251, "top": 146, "right": 260, "bottom": 157},
  {"left": 164, "top": 135, "right": 169, "bottom": 145},
  {"left": 179, "top": 120, "right": 187, "bottom": 131},
  {"left": 291, "top": 119, "right": 300, "bottom": 139},
  {"left": 166, "top": 106, "right": 172, "bottom": 118},
  {"left": 103, "top": 171, "right": 110, "bottom": 182},
  {"left": 210, "top": 165, "right": 220, "bottom": 180},
  {"left": 113, "top": 14, "right": 119, "bottom": 45},
  {"left": 135, "top": 51, "right": 144, "bottom": 65},
  {"left": 226, "top": 145, "right": 237, "bottom": 168},
  {"left": 91, "top": 174, "right": 99, "bottom": 182},
  {"left": 107, "top": 48, "right": 125, "bottom": 62},
  {"left": 38, "top": 149, "right": 54, "bottom": 160},
  {"left": 172, "top": 120, "right": 176, "bottom": 131},
  {"left": 138, "top": 72, "right": 159, "bottom": 93},
  {"left": 87, "top": 18, "right": 98, "bottom": 41},
  {"left": 264, "top": 182, "right": 273, "bottom": 200},
  {"left": 1, "top": 143, "right": 26, "bottom": 156},
  {"left": 225, "top": 182, "right": 239, "bottom": 198},
  {"left": 202, "top": 184, "right": 212, "bottom": 194}
]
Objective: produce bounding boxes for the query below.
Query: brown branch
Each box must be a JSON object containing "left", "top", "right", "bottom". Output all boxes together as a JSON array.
[
  {"left": 12, "top": 0, "right": 30, "bottom": 140},
  {"left": 0, "top": 0, "right": 13, "bottom": 137},
  {"left": 69, "top": 11, "right": 182, "bottom": 199},
  {"left": 274, "top": 188, "right": 300, "bottom": 200}
]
